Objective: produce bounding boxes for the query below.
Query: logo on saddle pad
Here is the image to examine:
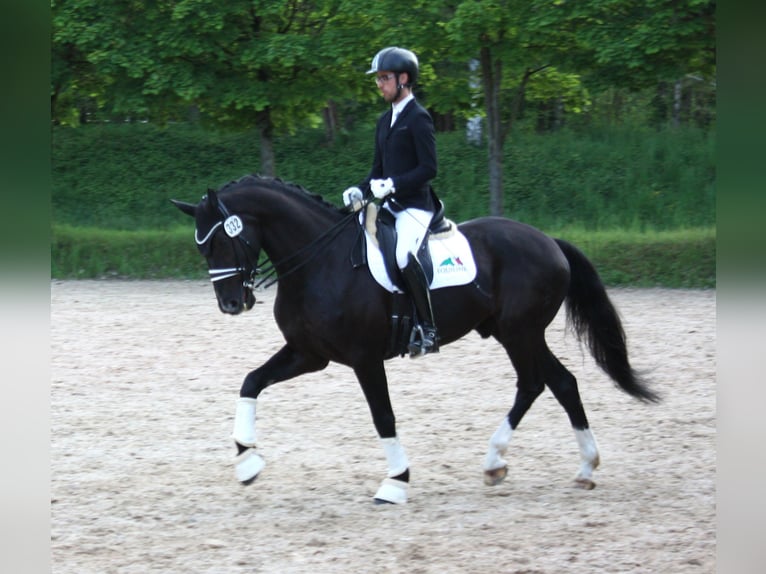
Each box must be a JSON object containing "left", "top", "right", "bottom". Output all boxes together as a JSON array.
[
  {"left": 365, "top": 228, "right": 478, "bottom": 293},
  {"left": 437, "top": 256, "right": 467, "bottom": 273}
]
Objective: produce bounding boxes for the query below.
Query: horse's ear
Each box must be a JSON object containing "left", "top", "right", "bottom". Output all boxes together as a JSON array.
[
  {"left": 170, "top": 199, "right": 196, "bottom": 217},
  {"left": 206, "top": 188, "right": 219, "bottom": 207}
]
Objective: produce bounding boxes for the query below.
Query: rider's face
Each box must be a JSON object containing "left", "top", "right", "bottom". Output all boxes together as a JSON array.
[{"left": 375, "top": 71, "right": 408, "bottom": 103}]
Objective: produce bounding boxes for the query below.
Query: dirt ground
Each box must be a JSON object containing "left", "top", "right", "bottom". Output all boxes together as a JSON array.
[{"left": 51, "top": 280, "right": 715, "bottom": 573}]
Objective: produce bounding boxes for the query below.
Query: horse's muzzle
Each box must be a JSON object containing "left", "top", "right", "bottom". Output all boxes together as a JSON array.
[{"left": 217, "top": 287, "right": 256, "bottom": 315}]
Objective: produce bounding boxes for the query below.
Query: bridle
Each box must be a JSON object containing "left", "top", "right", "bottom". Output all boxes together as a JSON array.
[
  {"left": 195, "top": 196, "right": 262, "bottom": 289},
  {"left": 196, "top": 193, "right": 361, "bottom": 291}
]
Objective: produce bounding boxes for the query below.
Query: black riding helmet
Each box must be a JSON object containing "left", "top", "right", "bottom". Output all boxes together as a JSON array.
[{"left": 367, "top": 47, "right": 419, "bottom": 87}]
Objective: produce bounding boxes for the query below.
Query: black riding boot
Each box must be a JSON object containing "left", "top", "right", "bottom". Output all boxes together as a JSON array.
[{"left": 400, "top": 253, "right": 439, "bottom": 358}]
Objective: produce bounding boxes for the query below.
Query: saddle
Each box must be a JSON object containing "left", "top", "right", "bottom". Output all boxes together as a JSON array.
[
  {"left": 349, "top": 193, "right": 458, "bottom": 359},
  {"left": 351, "top": 194, "right": 454, "bottom": 291}
]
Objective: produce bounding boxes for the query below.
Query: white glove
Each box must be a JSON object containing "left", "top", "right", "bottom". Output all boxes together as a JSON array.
[
  {"left": 342, "top": 186, "right": 364, "bottom": 209},
  {"left": 370, "top": 177, "right": 395, "bottom": 199}
]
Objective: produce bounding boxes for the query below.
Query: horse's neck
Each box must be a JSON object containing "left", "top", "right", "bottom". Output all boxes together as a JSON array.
[{"left": 252, "top": 192, "right": 343, "bottom": 271}]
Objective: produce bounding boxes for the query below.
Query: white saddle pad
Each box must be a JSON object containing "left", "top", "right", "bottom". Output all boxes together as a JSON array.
[{"left": 363, "top": 222, "right": 478, "bottom": 293}]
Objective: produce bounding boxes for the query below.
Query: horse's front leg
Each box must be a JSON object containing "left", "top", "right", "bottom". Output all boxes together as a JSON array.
[
  {"left": 354, "top": 360, "right": 410, "bottom": 504},
  {"left": 232, "top": 344, "right": 328, "bottom": 485}
]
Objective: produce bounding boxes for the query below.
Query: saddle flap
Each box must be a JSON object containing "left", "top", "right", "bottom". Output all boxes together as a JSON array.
[{"left": 374, "top": 207, "right": 404, "bottom": 289}]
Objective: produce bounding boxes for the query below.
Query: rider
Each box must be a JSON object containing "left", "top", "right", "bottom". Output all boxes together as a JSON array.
[{"left": 342, "top": 46, "right": 440, "bottom": 358}]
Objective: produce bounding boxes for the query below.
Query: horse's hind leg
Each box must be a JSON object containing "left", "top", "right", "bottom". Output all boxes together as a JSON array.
[
  {"left": 483, "top": 386, "right": 543, "bottom": 485},
  {"left": 543, "top": 353, "right": 601, "bottom": 489},
  {"left": 354, "top": 360, "right": 410, "bottom": 504},
  {"left": 483, "top": 334, "right": 600, "bottom": 489},
  {"left": 483, "top": 336, "right": 546, "bottom": 486}
]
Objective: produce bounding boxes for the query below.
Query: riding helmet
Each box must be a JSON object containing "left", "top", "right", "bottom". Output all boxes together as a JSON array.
[{"left": 367, "top": 47, "right": 419, "bottom": 86}]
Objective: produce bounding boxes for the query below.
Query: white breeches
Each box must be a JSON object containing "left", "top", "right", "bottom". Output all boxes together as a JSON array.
[{"left": 383, "top": 205, "right": 434, "bottom": 269}]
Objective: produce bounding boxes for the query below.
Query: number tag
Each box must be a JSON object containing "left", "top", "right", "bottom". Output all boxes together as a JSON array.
[{"left": 224, "top": 215, "right": 243, "bottom": 238}]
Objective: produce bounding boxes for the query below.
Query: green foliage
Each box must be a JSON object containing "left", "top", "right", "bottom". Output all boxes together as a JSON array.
[
  {"left": 559, "top": 0, "right": 716, "bottom": 90},
  {"left": 52, "top": 0, "right": 362, "bottom": 131},
  {"left": 502, "top": 124, "right": 716, "bottom": 230},
  {"left": 52, "top": 122, "right": 715, "bottom": 231},
  {"left": 50, "top": 1, "right": 716, "bottom": 287},
  {"left": 53, "top": 123, "right": 265, "bottom": 229},
  {"left": 51, "top": 223, "right": 715, "bottom": 288},
  {"left": 52, "top": 225, "right": 206, "bottom": 278},
  {"left": 51, "top": 122, "right": 715, "bottom": 286},
  {"left": 555, "top": 227, "right": 716, "bottom": 288},
  {"left": 52, "top": 0, "right": 716, "bottom": 127}
]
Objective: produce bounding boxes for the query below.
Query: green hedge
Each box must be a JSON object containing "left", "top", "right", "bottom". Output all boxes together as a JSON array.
[
  {"left": 52, "top": 123, "right": 715, "bottom": 287},
  {"left": 555, "top": 228, "right": 715, "bottom": 288},
  {"left": 51, "top": 225, "right": 206, "bottom": 279},
  {"left": 52, "top": 123, "right": 715, "bottom": 232},
  {"left": 51, "top": 224, "right": 715, "bottom": 288}
]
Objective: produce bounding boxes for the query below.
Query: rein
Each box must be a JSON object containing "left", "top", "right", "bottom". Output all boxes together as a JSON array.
[
  {"left": 203, "top": 192, "right": 365, "bottom": 290},
  {"left": 253, "top": 206, "right": 360, "bottom": 289}
]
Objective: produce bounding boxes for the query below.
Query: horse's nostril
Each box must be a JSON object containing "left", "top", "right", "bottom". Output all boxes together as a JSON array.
[{"left": 219, "top": 298, "right": 242, "bottom": 314}]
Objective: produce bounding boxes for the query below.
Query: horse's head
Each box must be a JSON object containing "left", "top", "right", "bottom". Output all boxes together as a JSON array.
[{"left": 171, "top": 188, "right": 260, "bottom": 315}]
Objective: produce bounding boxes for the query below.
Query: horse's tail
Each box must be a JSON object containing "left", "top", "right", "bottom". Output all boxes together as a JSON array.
[{"left": 554, "top": 238, "right": 660, "bottom": 403}]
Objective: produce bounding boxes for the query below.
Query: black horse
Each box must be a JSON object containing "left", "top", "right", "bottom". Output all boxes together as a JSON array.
[{"left": 172, "top": 174, "right": 657, "bottom": 504}]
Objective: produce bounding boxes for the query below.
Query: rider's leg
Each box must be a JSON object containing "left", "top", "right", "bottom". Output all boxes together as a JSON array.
[
  {"left": 387, "top": 206, "right": 438, "bottom": 357},
  {"left": 389, "top": 206, "right": 433, "bottom": 269},
  {"left": 400, "top": 253, "right": 439, "bottom": 357},
  {"left": 390, "top": 207, "right": 439, "bottom": 357}
]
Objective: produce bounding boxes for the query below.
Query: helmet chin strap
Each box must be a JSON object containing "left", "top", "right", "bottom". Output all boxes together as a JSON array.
[{"left": 394, "top": 73, "right": 410, "bottom": 102}]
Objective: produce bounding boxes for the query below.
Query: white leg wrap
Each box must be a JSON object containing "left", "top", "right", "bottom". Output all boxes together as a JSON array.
[
  {"left": 380, "top": 436, "right": 409, "bottom": 477},
  {"left": 374, "top": 478, "right": 409, "bottom": 504},
  {"left": 231, "top": 397, "right": 258, "bottom": 447},
  {"left": 483, "top": 417, "right": 513, "bottom": 471},
  {"left": 234, "top": 448, "right": 265, "bottom": 483},
  {"left": 574, "top": 427, "right": 600, "bottom": 480}
]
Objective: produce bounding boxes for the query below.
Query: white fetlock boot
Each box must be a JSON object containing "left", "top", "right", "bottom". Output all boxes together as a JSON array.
[
  {"left": 231, "top": 397, "right": 265, "bottom": 484},
  {"left": 374, "top": 436, "right": 410, "bottom": 504},
  {"left": 374, "top": 478, "right": 410, "bottom": 505}
]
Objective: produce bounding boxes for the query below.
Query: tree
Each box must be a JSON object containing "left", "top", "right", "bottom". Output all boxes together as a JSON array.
[
  {"left": 440, "top": 1, "right": 581, "bottom": 215},
  {"left": 553, "top": 0, "right": 716, "bottom": 126},
  {"left": 52, "top": 0, "right": 358, "bottom": 175},
  {"left": 52, "top": 0, "right": 715, "bottom": 201},
  {"left": 435, "top": 0, "right": 715, "bottom": 215}
]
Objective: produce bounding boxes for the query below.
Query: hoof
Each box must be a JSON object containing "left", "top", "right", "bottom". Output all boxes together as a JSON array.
[
  {"left": 373, "top": 478, "right": 409, "bottom": 504},
  {"left": 574, "top": 477, "right": 596, "bottom": 490},
  {"left": 234, "top": 448, "right": 265, "bottom": 485},
  {"left": 483, "top": 465, "right": 508, "bottom": 486}
]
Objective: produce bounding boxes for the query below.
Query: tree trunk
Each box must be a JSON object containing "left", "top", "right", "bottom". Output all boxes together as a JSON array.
[
  {"left": 323, "top": 100, "right": 338, "bottom": 144},
  {"left": 480, "top": 47, "right": 504, "bottom": 217},
  {"left": 553, "top": 96, "right": 565, "bottom": 131},
  {"left": 256, "top": 108, "right": 276, "bottom": 176},
  {"left": 672, "top": 78, "right": 682, "bottom": 128}
]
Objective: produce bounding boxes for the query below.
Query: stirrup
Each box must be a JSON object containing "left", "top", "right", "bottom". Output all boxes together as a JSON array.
[{"left": 408, "top": 325, "right": 439, "bottom": 358}]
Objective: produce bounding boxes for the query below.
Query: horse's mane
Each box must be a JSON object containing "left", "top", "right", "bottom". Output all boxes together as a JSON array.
[{"left": 218, "top": 174, "right": 342, "bottom": 214}]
